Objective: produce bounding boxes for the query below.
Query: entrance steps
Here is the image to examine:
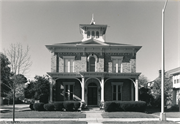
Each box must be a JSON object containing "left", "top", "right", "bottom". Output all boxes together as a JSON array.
[{"left": 82, "top": 106, "right": 104, "bottom": 113}]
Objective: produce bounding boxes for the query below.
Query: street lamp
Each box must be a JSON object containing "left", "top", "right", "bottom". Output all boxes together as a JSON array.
[{"left": 160, "top": 0, "right": 168, "bottom": 121}]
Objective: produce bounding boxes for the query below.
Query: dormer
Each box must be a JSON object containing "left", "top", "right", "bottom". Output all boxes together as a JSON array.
[{"left": 79, "top": 15, "right": 107, "bottom": 42}]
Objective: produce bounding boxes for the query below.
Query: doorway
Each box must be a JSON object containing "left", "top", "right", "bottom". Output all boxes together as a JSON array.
[{"left": 87, "top": 83, "right": 97, "bottom": 105}]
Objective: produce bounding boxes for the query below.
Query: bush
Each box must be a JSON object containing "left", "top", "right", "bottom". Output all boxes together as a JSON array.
[
  {"left": 74, "top": 101, "right": 81, "bottom": 111},
  {"left": 29, "top": 103, "right": 34, "bottom": 110},
  {"left": 104, "top": 101, "right": 146, "bottom": 112},
  {"left": 170, "top": 105, "right": 179, "bottom": 111},
  {"left": 33, "top": 103, "right": 45, "bottom": 111},
  {"left": 104, "top": 101, "right": 118, "bottom": 112},
  {"left": 44, "top": 103, "right": 54, "bottom": 111},
  {"left": 53, "top": 102, "right": 64, "bottom": 111},
  {"left": 63, "top": 101, "right": 74, "bottom": 111}
]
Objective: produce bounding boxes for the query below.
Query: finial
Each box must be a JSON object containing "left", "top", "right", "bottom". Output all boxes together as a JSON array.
[{"left": 90, "top": 14, "right": 95, "bottom": 25}]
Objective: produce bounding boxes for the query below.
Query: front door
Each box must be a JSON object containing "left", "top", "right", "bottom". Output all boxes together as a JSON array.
[{"left": 88, "top": 83, "right": 97, "bottom": 105}]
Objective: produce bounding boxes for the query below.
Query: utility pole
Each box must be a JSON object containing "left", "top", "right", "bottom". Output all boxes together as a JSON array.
[{"left": 160, "top": 0, "right": 168, "bottom": 121}]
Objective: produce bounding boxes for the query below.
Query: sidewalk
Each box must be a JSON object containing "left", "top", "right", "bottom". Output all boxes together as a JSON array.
[{"left": 0, "top": 105, "right": 180, "bottom": 124}]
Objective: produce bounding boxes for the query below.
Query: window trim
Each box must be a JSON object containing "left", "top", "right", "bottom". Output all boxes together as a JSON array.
[
  {"left": 63, "top": 56, "right": 75, "bottom": 73},
  {"left": 111, "top": 56, "right": 123, "bottom": 73}
]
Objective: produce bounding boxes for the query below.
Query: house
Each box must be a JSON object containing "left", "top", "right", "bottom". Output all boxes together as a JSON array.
[
  {"left": 147, "top": 67, "right": 180, "bottom": 105},
  {"left": 45, "top": 16, "right": 142, "bottom": 107},
  {"left": 168, "top": 67, "right": 180, "bottom": 105}
]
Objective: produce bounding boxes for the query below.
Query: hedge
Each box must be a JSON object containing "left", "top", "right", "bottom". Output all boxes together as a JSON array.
[
  {"left": 33, "top": 103, "right": 45, "bottom": 111},
  {"left": 104, "top": 101, "right": 146, "bottom": 112},
  {"left": 30, "top": 101, "right": 82, "bottom": 111},
  {"left": 53, "top": 102, "right": 64, "bottom": 111},
  {"left": 44, "top": 103, "right": 54, "bottom": 111}
]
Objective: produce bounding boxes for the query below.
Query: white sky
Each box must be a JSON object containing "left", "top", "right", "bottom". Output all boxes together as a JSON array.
[{"left": 1, "top": 0, "right": 180, "bottom": 81}]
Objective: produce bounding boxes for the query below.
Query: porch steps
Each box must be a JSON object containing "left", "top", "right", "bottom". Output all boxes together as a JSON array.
[{"left": 82, "top": 107, "right": 104, "bottom": 113}]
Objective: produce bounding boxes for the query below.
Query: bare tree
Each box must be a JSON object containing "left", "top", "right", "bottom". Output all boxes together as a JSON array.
[{"left": 4, "top": 43, "right": 32, "bottom": 75}]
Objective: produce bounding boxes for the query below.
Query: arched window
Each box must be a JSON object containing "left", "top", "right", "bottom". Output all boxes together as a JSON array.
[
  {"left": 96, "top": 31, "right": 99, "bottom": 38},
  {"left": 92, "top": 31, "right": 95, "bottom": 38},
  {"left": 89, "top": 57, "right": 95, "bottom": 72},
  {"left": 87, "top": 31, "right": 90, "bottom": 38}
]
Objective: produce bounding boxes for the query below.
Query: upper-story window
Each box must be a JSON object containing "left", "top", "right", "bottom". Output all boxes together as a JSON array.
[
  {"left": 111, "top": 56, "right": 123, "bottom": 73},
  {"left": 89, "top": 57, "right": 95, "bottom": 72},
  {"left": 63, "top": 56, "right": 75, "bottom": 73},
  {"left": 92, "top": 31, "right": 95, "bottom": 38},
  {"left": 87, "top": 54, "right": 98, "bottom": 72},
  {"left": 87, "top": 31, "right": 90, "bottom": 38},
  {"left": 96, "top": 31, "right": 99, "bottom": 38}
]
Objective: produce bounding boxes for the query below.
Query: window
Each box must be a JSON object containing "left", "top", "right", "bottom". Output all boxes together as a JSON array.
[
  {"left": 92, "top": 31, "right": 95, "bottom": 38},
  {"left": 112, "top": 82, "right": 123, "bottom": 101},
  {"left": 87, "top": 31, "right": 90, "bottom": 38},
  {"left": 63, "top": 56, "right": 75, "bottom": 72},
  {"left": 89, "top": 57, "right": 95, "bottom": 72},
  {"left": 111, "top": 56, "right": 123, "bottom": 73},
  {"left": 96, "top": 31, "right": 99, "bottom": 38},
  {"left": 63, "top": 82, "right": 74, "bottom": 100}
]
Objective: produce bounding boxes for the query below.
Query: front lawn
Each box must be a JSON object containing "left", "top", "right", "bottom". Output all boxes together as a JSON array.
[
  {"left": 0, "top": 111, "right": 86, "bottom": 118},
  {"left": 103, "top": 121, "right": 177, "bottom": 124},
  {"left": 102, "top": 112, "right": 157, "bottom": 118},
  {"left": 0, "top": 121, "right": 87, "bottom": 124}
]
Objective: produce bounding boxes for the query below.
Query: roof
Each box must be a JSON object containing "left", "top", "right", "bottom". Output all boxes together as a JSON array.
[
  {"left": 46, "top": 39, "right": 142, "bottom": 52},
  {"left": 166, "top": 67, "right": 180, "bottom": 75}
]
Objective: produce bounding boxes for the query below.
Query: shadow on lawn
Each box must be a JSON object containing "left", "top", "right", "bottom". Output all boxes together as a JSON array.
[{"left": 145, "top": 107, "right": 179, "bottom": 114}]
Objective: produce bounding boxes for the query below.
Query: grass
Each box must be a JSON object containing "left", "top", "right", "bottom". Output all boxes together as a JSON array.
[
  {"left": 0, "top": 110, "right": 86, "bottom": 118},
  {"left": 0, "top": 121, "right": 87, "bottom": 124},
  {"left": 102, "top": 121, "right": 177, "bottom": 124},
  {"left": 102, "top": 112, "right": 157, "bottom": 118}
]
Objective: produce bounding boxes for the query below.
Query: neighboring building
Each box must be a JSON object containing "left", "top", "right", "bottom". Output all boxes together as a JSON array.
[
  {"left": 46, "top": 17, "right": 142, "bottom": 107},
  {"left": 147, "top": 67, "right": 180, "bottom": 105},
  {"left": 168, "top": 67, "right": 180, "bottom": 105}
]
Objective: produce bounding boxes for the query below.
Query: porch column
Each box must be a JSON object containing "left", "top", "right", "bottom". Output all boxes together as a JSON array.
[
  {"left": 49, "top": 77, "right": 55, "bottom": 103},
  {"left": 131, "top": 82, "right": 134, "bottom": 101},
  {"left": 101, "top": 77, "right": 104, "bottom": 102},
  {"left": 81, "top": 77, "right": 85, "bottom": 102},
  {"left": 135, "top": 79, "right": 139, "bottom": 101}
]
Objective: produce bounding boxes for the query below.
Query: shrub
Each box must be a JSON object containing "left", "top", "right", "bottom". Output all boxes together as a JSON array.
[
  {"left": 104, "top": 101, "right": 146, "bottom": 112},
  {"left": 120, "top": 101, "right": 146, "bottom": 112},
  {"left": 170, "top": 105, "right": 179, "bottom": 111},
  {"left": 63, "top": 101, "right": 74, "bottom": 111},
  {"left": 104, "top": 101, "right": 118, "bottom": 112},
  {"left": 33, "top": 103, "right": 45, "bottom": 111},
  {"left": 53, "top": 102, "right": 64, "bottom": 111},
  {"left": 74, "top": 101, "right": 81, "bottom": 111},
  {"left": 44, "top": 103, "right": 54, "bottom": 111},
  {"left": 29, "top": 103, "right": 34, "bottom": 110}
]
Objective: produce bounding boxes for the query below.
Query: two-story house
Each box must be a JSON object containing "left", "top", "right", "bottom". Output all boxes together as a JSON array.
[{"left": 46, "top": 17, "right": 142, "bottom": 107}]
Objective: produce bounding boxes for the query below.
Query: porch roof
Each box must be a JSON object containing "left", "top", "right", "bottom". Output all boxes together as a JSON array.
[{"left": 47, "top": 72, "right": 141, "bottom": 79}]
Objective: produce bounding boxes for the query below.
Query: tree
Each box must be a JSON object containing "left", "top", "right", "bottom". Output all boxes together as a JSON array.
[
  {"left": 151, "top": 75, "right": 173, "bottom": 107},
  {"left": 0, "top": 53, "right": 13, "bottom": 97},
  {"left": 24, "top": 75, "right": 50, "bottom": 102},
  {"left": 4, "top": 43, "right": 32, "bottom": 75},
  {"left": 4, "top": 74, "right": 27, "bottom": 102},
  {"left": 139, "top": 74, "right": 149, "bottom": 88}
]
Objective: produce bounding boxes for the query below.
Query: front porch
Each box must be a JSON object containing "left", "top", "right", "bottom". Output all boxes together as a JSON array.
[{"left": 47, "top": 72, "right": 141, "bottom": 107}]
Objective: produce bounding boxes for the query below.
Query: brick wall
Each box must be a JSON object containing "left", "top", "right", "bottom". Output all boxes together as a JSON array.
[
  {"left": 59, "top": 57, "right": 64, "bottom": 72},
  {"left": 74, "top": 56, "right": 87, "bottom": 72},
  {"left": 51, "top": 53, "right": 56, "bottom": 72},
  {"left": 130, "top": 59, "right": 136, "bottom": 73},
  {"left": 96, "top": 58, "right": 104, "bottom": 72}
]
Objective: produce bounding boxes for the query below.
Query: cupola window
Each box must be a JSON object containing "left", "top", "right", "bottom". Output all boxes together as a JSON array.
[
  {"left": 87, "top": 31, "right": 90, "bottom": 38},
  {"left": 92, "top": 31, "right": 95, "bottom": 38},
  {"left": 96, "top": 31, "right": 99, "bottom": 38}
]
